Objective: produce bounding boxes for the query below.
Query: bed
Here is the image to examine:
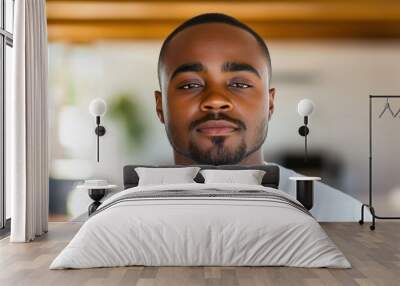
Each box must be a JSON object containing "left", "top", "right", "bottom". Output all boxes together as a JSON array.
[{"left": 49, "top": 164, "right": 350, "bottom": 269}]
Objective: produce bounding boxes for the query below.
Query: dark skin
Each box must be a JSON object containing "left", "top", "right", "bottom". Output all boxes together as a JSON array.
[{"left": 155, "top": 23, "right": 276, "bottom": 166}]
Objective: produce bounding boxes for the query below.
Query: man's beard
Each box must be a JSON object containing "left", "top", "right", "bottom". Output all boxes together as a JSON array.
[
  {"left": 188, "top": 135, "right": 247, "bottom": 165},
  {"left": 166, "top": 116, "right": 268, "bottom": 165}
]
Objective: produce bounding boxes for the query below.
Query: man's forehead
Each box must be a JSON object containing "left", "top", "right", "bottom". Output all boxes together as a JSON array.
[{"left": 161, "top": 23, "right": 267, "bottom": 77}]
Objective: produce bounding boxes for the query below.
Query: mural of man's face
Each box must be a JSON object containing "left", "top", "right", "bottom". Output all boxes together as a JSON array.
[{"left": 155, "top": 23, "right": 276, "bottom": 165}]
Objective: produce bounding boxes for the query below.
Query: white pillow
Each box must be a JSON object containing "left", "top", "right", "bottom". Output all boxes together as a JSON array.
[
  {"left": 135, "top": 167, "right": 201, "bottom": 186},
  {"left": 200, "top": 169, "right": 266, "bottom": 185}
]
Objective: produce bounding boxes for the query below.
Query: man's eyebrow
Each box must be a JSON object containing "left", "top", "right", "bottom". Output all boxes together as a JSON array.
[
  {"left": 222, "top": 61, "right": 261, "bottom": 78},
  {"left": 170, "top": 62, "right": 205, "bottom": 81}
]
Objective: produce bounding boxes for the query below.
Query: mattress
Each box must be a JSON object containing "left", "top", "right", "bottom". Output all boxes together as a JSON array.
[{"left": 50, "top": 183, "right": 351, "bottom": 269}]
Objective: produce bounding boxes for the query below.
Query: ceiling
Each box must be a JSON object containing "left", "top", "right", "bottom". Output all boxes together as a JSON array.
[{"left": 46, "top": 0, "right": 400, "bottom": 43}]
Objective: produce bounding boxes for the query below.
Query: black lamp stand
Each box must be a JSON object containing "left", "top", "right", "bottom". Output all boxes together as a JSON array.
[
  {"left": 298, "top": 116, "right": 309, "bottom": 163},
  {"left": 94, "top": 115, "right": 106, "bottom": 162}
]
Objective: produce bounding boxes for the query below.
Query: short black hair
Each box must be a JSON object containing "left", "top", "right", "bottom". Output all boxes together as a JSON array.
[{"left": 157, "top": 12, "right": 272, "bottom": 89}]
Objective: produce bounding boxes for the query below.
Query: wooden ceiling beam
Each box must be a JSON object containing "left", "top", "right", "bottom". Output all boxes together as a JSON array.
[
  {"left": 46, "top": 0, "right": 400, "bottom": 42},
  {"left": 48, "top": 21, "right": 400, "bottom": 43},
  {"left": 47, "top": 1, "right": 400, "bottom": 22}
]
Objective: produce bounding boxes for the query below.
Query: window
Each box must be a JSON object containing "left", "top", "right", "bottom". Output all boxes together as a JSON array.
[{"left": 0, "top": 0, "right": 14, "bottom": 233}]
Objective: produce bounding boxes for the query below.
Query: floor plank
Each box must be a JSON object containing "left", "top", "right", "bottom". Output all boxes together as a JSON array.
[{"left": 0, "top": 222, "right": 399, "bottom": 286}]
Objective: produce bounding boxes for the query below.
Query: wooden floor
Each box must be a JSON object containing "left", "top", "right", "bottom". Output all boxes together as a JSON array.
[{"left": 0, "top": 222, "right": 399, "bottom": 286}]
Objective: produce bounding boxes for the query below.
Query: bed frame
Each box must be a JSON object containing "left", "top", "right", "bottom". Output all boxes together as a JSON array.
[{"left": 123, "top": 164, "right": 280, "bottom": 190}]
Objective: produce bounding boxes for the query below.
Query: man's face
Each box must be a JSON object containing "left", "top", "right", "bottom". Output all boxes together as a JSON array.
[{"left": 155, "top": 23, "right": 275, "bottom": 165}]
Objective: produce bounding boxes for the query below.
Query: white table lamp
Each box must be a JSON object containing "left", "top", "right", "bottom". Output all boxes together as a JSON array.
[
  {"left": 89, "top": 98, "right": 107, "bottom": 162},
  {"left": 297, "top": 99, "right": 315, "bottom": 163}
]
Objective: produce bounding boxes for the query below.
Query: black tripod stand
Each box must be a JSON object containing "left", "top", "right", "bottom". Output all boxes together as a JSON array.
[{"left": 359, "top": 95, "right": 400, "bottom": 230}]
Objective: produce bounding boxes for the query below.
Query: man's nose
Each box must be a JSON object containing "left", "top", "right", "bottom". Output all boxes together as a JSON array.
[{"left": 200, "top": 92, "right": 233, "bottom": 112}]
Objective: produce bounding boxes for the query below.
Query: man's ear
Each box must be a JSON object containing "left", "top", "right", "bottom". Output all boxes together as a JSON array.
[
  {"left": 154, "top": 90, "right": 165, "bottom": 124},
  {"left": 268, "top": 88, "right": 276, "bottom": 121}
]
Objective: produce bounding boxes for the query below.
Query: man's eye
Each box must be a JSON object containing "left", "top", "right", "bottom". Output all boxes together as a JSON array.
[
  {"left": 230, "top": 82, "right": 253, "bottom": 88},
  {"left": 178, "top": 83, "right": 202, "bottom": 89}
]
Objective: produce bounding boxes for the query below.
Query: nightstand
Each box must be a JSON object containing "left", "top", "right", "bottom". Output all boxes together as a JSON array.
[
  {"left": 77, "top": 184, "right": 117, "bottom": 215},
  {"left": 289, "top": 176, "right": 321, "bottom": 210}
]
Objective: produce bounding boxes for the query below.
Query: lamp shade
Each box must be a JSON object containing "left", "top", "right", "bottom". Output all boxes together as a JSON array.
[
  {"left": 297, "top": 99, "right": 315, "bottom": 116},
  {"left": 89, "top": 98, "right": 107, "bottom": 117}
]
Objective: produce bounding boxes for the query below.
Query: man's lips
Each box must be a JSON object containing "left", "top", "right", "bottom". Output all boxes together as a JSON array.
[{"left": 195, "top": 120, "right": 240, "bottom": 136}]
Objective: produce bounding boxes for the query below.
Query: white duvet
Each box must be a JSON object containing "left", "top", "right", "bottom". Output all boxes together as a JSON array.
[{"left": 50, "top": 183, "right": 351, "bottom": 269}]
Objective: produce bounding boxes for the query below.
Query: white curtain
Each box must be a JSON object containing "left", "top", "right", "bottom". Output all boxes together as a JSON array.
[{"left": 9, "top": 0, "right": 49, "bottom": 242}]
